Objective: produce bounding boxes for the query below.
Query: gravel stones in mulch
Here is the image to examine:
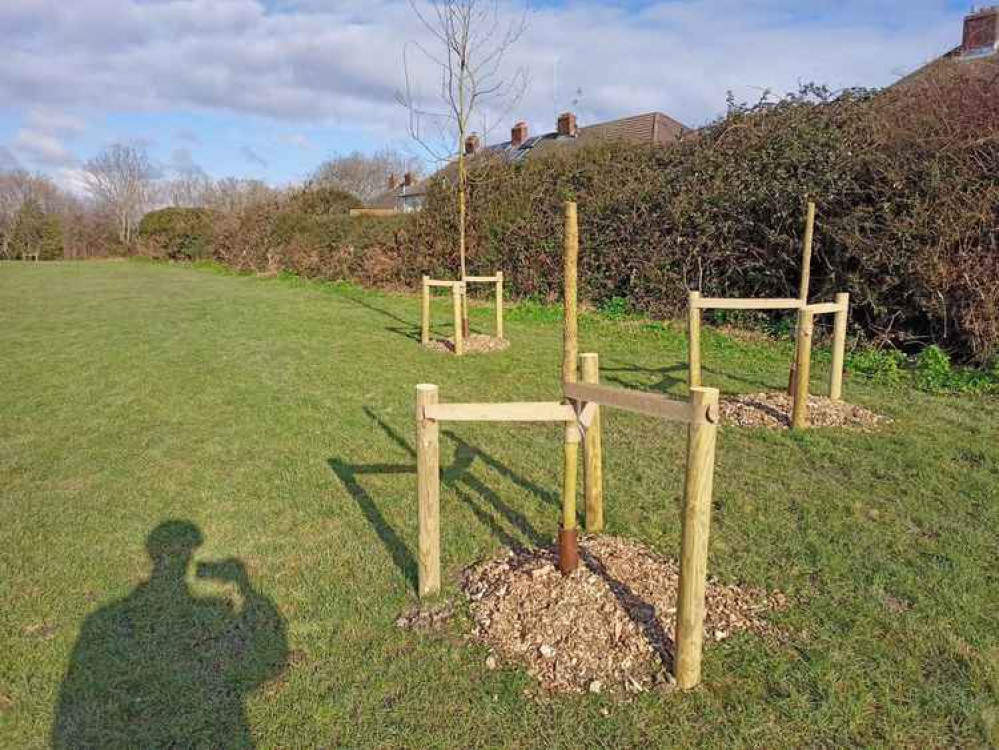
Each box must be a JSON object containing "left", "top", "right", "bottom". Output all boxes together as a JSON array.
[
  {"left": 462, "top": 535, "right": 788, "bottom": 695},
  {"left": 423, "top": 334, "right": 510, "bottom": 355},
  {"left": 721, "top": 391, "right": 889, "bottom": 430}
]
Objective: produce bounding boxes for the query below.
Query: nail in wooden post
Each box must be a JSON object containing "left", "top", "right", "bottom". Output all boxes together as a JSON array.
[
  {"left": 421, "top": 275, "right": 431, "bottom": 346},
  {"left": 829, "top": 292, "right": 849, "bottom": 401},
  {"left": 495, "top": 271, "right": 504, "bottom": 339},
  {"left": 559, "top": 201, "right": 580, "bottom": 574},
  {"left": 688, "top": 291, "right": 702, "bottom": 388},
  {"left": 791, "top": 309, "right": 814, "bottom": 430},
  {"left": 416, "top": 384, "right": 441, "bottom": 598},
  {"left": 580, "top": 352, "right": 604, "bottom": 533},
  {"left": 452, "top": 283, "right": 464, "bottom": 356},
  {"left": 789, "top": 201, "right": 816, "bottom": 395},
  {"left": 674, "top": 386, "right": 720, "bottom": 690}
]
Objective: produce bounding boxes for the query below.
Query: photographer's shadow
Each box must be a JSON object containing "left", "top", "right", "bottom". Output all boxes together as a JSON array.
[{"left": 52, "top": 520, "right": 288, "bottom": 749}]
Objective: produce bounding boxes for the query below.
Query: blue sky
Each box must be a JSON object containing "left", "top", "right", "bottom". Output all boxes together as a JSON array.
[{"left": 0, "top": 0, "right": 971, "bottom": 193}]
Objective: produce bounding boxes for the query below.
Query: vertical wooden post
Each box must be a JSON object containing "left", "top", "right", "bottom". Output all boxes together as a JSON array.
[
  {"left": 791, "top": 309, "right": 814, "bottom": 430},
  {"left": 829, "top": 292, "right": 849, "bottom": 401},
  {"left": 495, "top": 271, "right": 504, "bottom": 339},
  {"left": 421, "top": 275, "right": 431, "bottom": 346},
  {"left": 559, "top": 201, "right": 580, "bottom": 574},
  {"left": 688, "top": 291, "right": 702, "bottom": 388},
  {"left": 416, "top": 384, "right": 441, "bottom": 598},
  {"left": 789, "top": 201, "right": 816, "bottom": 395},
  {"left": 580, "top": 352, "right": 604, "bottom": 533},
  {"left": 674, "top": 386, "right": 720, "bottom": 690},
  {"left": 452, "top": 283, "right": 464, "bottom": 356}
]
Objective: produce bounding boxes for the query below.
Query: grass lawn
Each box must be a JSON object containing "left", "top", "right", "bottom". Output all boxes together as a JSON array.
[{"left": 1, "top": 260, "right": 998, "bottom": 748}]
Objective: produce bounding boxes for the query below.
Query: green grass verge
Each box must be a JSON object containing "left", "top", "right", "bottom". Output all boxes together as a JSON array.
[{"left": 1, "top": 260, "right": 997, "bottom": 748}]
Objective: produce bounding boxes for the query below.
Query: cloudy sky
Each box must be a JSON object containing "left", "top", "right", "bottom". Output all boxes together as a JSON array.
[{"left": 0, "top": 0, "right": 970, "bottom": 192}]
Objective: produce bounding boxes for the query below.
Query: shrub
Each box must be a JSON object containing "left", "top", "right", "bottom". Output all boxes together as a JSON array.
[
  {"left": 138, "top": 208, "right": 215, "bottom": 260},
  {"left": 10, "top": 199, "right": 63, "bottom": 260}
]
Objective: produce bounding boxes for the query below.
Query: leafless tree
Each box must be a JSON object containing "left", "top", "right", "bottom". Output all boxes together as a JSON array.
[
  {"left": 310, "top": 149, "right": 423, "bottom": 202},
  {"left": 82, "top": 144, "right": 154, "bottom": 246},
  {"left": 203, "top": 177, "right": 275, "bottom": 214},
  {"left": 397, "top": 0, "right": 529, "bottom": 334},
  {"left": 0, "top": 170, "right": 62, "bottom": 258},
  {"left": 161, "top": 175, "right": 214, "bottom": 208}
]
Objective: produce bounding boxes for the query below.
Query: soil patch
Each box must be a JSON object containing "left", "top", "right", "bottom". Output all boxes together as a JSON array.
[
  {"left": 462, "top": 535, "right": 787, "bottom": 695},
  {"left": 721, "top": 391, "right": 888, "bottom": 430},
  {"left": 424, "top": 335, "right": 510, "bottom": 355}
]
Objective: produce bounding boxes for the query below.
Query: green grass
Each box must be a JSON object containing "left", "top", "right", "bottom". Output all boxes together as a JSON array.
[{"left": 2, "top": 260, "right": 998, "bottom": 748}]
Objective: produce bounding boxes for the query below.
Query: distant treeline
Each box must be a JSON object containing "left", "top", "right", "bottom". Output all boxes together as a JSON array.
[{"left": 139, "top": 58, "right": 998, "bottom": 364}]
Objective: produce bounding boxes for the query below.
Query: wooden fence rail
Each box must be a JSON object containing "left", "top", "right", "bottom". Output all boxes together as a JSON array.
[{"left": 421, "top": 272, "right": 504, "bottom": 352}]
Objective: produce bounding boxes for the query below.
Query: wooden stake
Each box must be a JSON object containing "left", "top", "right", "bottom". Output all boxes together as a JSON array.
[
  {"left": 829, "top": 292, "right": 849, "bottom": 401},
  {"left": 581, "top": 352, "right": 604, "bottom": 533},
  {"left": 791, "top": 309, "right": 814, "bottom": 430},
  {"left": 560, "top": 201, "right": 580, "bottom": 573},
  {"left": 416, "top": 384, "right": 441, "bottom": 598},
  {"left": 452, "top": 283, "right": 464, "bottom": 356},
  {"left": 421, "top": 275, "right": 431, "bottom": 346},
  {"left": 789, "top": 201, "right": 817, "bottom": 395},
  {"left": 495, "top": 271, "right": 504, "bottom": 339},
  {"left": 674, "top": 386, "right": 720, "bottom": 690},
  {"left": 688, "top": 291, "right": 702, "bottom": 388}
]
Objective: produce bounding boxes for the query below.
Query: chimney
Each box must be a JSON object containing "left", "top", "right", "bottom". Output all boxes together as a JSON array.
[
  {"left": 403, "top": 172, "right": 414, "bottom": 188},
  {"left": 962, "top": 6, "right": 999, "bottom": 56},
  {"left": 510, "top": 121, "right": 528, "bottom": 148},
  {"left": 557, "top": 111, "right": 577, "bottom": 138},
  {"left": 464, "top": 133, "right": 481, "bottom": 155},
  {"left": 387, "top": 173, "right": 398, "bottom": 190}
]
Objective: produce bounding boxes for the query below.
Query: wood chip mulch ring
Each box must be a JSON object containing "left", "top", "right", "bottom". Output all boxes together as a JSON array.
[
  {"left": 462, "top": 535, "right": 789, "bottom": 696},
  {"left": 721, "top": 391, "right": 889, "bottom": 430},
  {"left": 423, "top": 334, "right": 510, "bottom": 355}
]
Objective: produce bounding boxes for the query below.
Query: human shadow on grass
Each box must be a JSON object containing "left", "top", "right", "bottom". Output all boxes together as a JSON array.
[{"left": 52, "top": 520, "right": 288, "bottom": 750}]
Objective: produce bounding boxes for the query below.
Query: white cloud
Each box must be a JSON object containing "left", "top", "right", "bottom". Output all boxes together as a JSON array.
[
  {"left": 0, "top": 0, "right": 968, "bottom": 157},
  {"left": 11, "top": 129, "right": 77, "bottom": 167}
]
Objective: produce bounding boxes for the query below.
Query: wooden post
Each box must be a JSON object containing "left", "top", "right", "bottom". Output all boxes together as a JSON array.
[
  {"left": 421, "top": 275, "right": 431, "bottom": 346},
  {"left": 674, "top": 386, "right": 720, "bottom": 690},
  {"left": 791, "top": 309, "right": 814, "bottom": 430},
  {"left": 688, "top": 291, "right": 702, "bottom": 388},
  {"left": 416, "top": 384, "right": 441, "bottom": 598},
  {"left": 559, "top": 201, "right": 580, "bottom": 574},
  {"left": 580, "top": 352, "right": 604, "bottom": 533},
  {"left": 829, "top": 292, "right": 849, "bottom": 401},
  {"left": 452, "top": 283, "right": 464, "bottom": 356},
  {"left": 495, "top": 272, "right": 504, "bottom": 339},
  {"left": 789, "top": 201, "right": 816, "bottom": 395}
]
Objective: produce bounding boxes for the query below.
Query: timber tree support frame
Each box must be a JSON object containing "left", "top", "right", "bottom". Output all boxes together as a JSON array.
[{"left": 421, "top": 272, "right": 504, "bottom": 356}]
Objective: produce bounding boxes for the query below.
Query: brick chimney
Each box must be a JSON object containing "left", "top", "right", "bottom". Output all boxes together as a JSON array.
[
  {"left": 387, "top": 173, "right": 398, "bottom": 190},
  {"left": 510, "top": 121, "right": 528, "bottom": 148},
  {"left": 557, "top": 111, "right": 577, "bottom": 138},
  {"left": 403, "top": 172, "right": 414, "bottom": 188},
  {"left": 464, "top": 133, "right": 481, "bottom": 155},
  {"left": 962, "top": 6, "right": 999, "bottom": 55}
]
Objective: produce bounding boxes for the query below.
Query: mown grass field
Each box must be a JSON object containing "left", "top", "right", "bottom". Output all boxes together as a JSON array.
[{"left": 1, "top": 260, "right": 997, "bottom": 748}]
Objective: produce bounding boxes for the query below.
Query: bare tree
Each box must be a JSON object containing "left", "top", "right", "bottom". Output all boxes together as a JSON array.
[
  {"left": 203, "top": 178, "right": 275, "bottom": 214},
  {"left": 397, "top": 0, "right": 529, "bottom": 334},
  {"left": 161, "top": 175, "right": 214, "bottom": 208},
  {"left": 310, "top": 149, "right": 423, "bottom": 202},
  {"left": 0, "top": 170, "right": 62, "bottom": 259},
  {"left": 82, "top": 144, "right": 154, "bottom": 246}
]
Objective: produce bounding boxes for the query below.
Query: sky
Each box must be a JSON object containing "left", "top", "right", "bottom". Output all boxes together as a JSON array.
[{"left": 0, "top": 0, "right": 972, "bottom": 194}]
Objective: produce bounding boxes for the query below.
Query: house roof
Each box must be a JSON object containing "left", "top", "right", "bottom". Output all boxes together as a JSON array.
[{"left": 365, "top": 110, "right": 687, "bottom": 207}]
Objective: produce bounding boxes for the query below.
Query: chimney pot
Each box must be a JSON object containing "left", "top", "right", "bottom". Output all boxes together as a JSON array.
[
  {"left": 511, "top": 121, "right": 528, "bottom": 148},
  {"left": 464, "top": 133, "right": 481, "bottom": 155},
  {"left": 557, "top": 111, "right": 578, "bottom": 138},
  {"left": 387, "top": 173, "right": 398, "bottom": 190},
  {"left": 403, "top": 172, "right": 413, "bottom": 187},
  {"left": 962, "top": 6, "right": 999, "bottom": 55}
]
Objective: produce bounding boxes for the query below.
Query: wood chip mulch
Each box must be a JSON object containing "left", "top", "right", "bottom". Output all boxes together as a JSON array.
[
  {"left": 721, "top": 391, "right": 889, "bottom": 430},
  {"left": 424, "top": 334, "right": 510, "bottom": 355},
  {"left": 461, "top": 535, "right": 788, "bottom": 695}
]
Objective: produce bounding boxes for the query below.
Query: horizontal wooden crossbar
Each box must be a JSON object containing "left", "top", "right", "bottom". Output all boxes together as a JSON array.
[
  {"left": 425, "top": 279, "right": 462, "bottom": 288},
  {"left": 422, "top": 402, "right": 576, "bottom": 422},
  {"left": 692, "top": 297, "right": 803, "bottom": 310},
  {"left": 564, "top": 382, "right": 697, "bottom": 424},
  {"left": 804, "top": 301, "right": 847, "bottom": 315},
  {"left": 464, "top": 275, "right": 500, "bottom": 283}
]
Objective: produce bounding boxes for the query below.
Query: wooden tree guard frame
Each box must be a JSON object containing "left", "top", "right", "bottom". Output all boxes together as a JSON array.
[
  {"left": 421, "top": 272, "right": 504, "bottom": 355},
  {"left": 414, "top": 375, "right": 722, "bottom": 690}
]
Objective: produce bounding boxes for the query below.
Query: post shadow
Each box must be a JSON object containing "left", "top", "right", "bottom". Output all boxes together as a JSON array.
[{"left": 52, "top": 520, "right": 288, "bottom": 749}]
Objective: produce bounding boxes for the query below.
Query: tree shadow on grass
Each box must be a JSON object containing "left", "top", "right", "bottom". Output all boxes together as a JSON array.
[
  {"left": 52, "top": 520, "right": 288, "bottom": 749},
  {"left": 602, "top": 361, "right": 780, "bottom": 394}
]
